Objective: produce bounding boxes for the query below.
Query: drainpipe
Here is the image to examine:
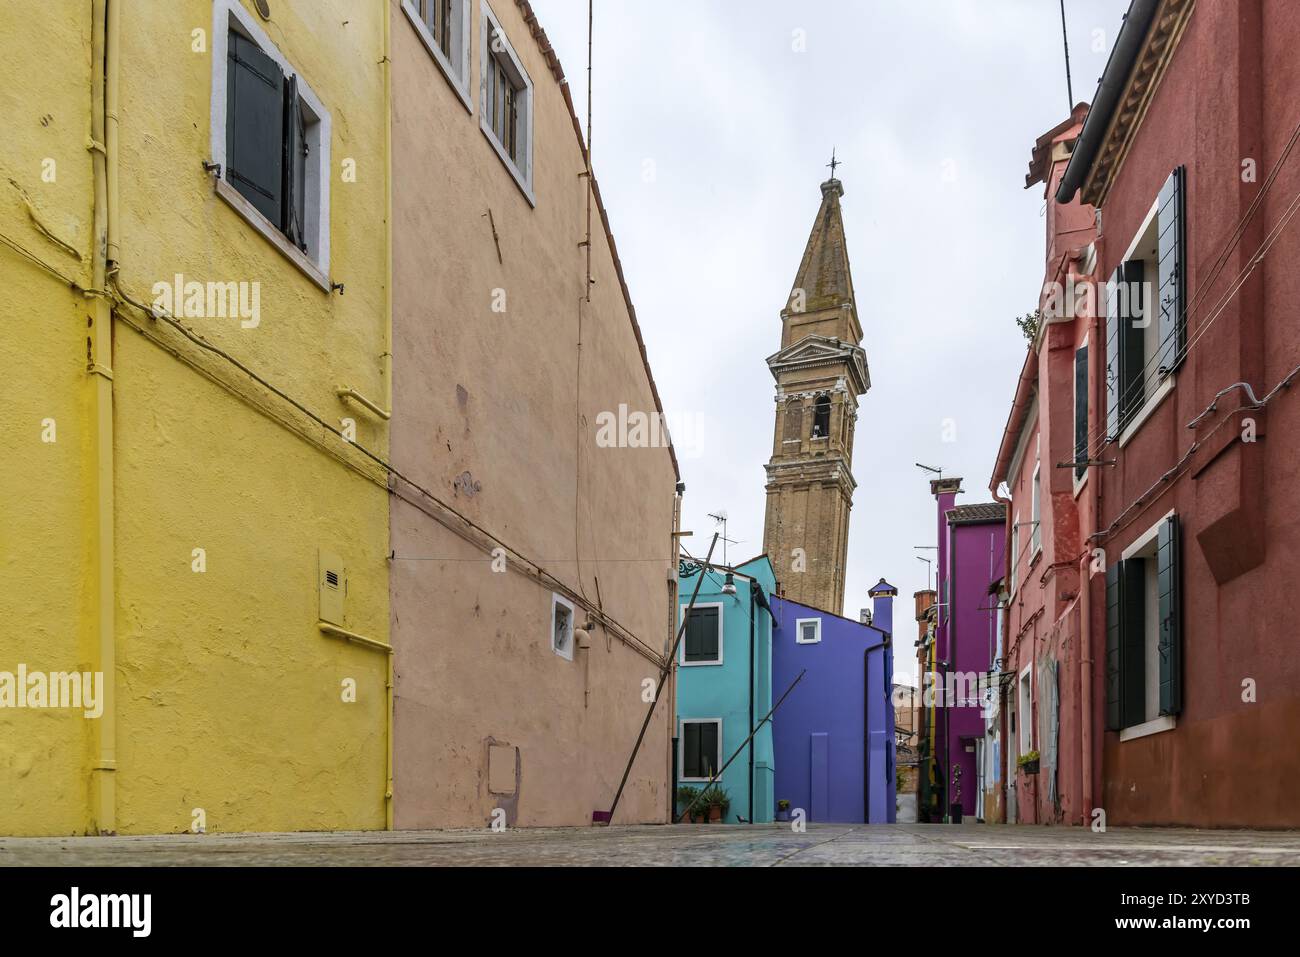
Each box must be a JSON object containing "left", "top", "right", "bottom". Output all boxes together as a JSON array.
[
  {"left": 748, "top": 582, "right": 755, "bottom": 824},
  {"left": 992, "top": 486, "right": 1012, "bottom": 822},
  {"left": 1079, "top": 299, "right": 1102, "bottom": 824},
  {"left": 88, "top": 0, "right": 118, "bottom": 834}
]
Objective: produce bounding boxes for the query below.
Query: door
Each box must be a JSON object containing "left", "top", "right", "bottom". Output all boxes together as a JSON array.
[{"left": 810, "top": 733, "right": 829, "bottom": 822}]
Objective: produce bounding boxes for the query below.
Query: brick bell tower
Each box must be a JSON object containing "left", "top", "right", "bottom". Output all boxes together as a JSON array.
[{"left": 762, "top": 172, "right": 870, "bottom": 615}]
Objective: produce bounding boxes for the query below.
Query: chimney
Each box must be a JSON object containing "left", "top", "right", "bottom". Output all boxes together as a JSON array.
[
  {"left": 914, "top": 589, "right": 936, "bottom": 644},
  {"left": 868, "top": 578, "right": 898, "bottom": 635}
]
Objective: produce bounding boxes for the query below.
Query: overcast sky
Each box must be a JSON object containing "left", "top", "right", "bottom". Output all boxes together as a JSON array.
[{"left": 532, "top": 0, "right": 1130, "bottom": 682}]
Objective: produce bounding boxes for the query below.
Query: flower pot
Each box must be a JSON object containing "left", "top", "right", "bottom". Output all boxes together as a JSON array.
[
  {"left": 775, "top": 809, "right": 790, "bottom": 822},
  {"left": 1020, "top": 759, "right": 1040, "bottom": 775},
  {"left": 708, "top": 805, "right": 722, "bottom": 823}
]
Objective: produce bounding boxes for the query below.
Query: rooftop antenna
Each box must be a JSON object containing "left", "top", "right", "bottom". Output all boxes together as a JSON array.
[
  {"left": 915, "top": 462, "right": 944, "bottom": 481},
  {"left": 1059, "top": 0, "right": 1074, "bottom": 111},
  {"left": 706, "top": 510, "right": 738, "bottom": 566}
]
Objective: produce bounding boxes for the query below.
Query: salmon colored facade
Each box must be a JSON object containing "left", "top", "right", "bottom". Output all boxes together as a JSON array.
[{"left": 388, "top": 0, "right": 679, "bottom": 827}]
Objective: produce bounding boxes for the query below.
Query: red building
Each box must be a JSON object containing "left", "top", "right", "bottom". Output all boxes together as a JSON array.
[
  {"left": 994, "top": 0, "right": 1300, "bottom": 828},
  {"left": 990, "top": 103, "right": 1097, "bottom": 826}
]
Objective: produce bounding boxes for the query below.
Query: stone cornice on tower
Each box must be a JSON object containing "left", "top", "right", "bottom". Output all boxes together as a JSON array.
[{"left": 766, "top": 334, "right": 871, "bottom": 397}]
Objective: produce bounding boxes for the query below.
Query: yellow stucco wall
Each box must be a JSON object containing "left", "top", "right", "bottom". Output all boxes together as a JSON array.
[{"left": 1, "top": 0, "right": 389, "bottom": 835}]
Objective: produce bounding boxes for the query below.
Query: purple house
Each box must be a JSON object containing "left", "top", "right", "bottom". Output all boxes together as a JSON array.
[
  {"left": 771, "top": 582, "right": 897, "bottom": 824},
  {"left": 929, "top": 478, "right": 1006, "bottom": 822}
]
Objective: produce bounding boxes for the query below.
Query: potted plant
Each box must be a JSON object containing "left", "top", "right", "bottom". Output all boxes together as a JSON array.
[
  {"left": 775, "top": 799, "right": 791, "bottom": 822},
  {"left": 675, "top": 786, "right": 701, "bottom": 823},
  {"left": 1017, "top": 750, "right": 1040, "bottom": 775},
  {"left": 701, "top": 785, "right": 730, "bottom": 823}
]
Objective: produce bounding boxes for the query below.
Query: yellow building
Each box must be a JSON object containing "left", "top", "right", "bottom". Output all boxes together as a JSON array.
[{"left": 1, "top": 0, "right": 391, "bottom": 835}]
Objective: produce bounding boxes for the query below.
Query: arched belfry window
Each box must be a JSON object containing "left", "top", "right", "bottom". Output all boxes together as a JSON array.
[{"left": 812, "top": 394, "right": 832, "bottom": 438}]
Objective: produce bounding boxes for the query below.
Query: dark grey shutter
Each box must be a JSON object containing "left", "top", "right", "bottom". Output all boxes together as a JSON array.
[
  {"left": 1104, "top": 562, "right": 1121, "bottom": 730},
  {"left": 226, "top": 31, "right": 284, "bottom": 225},
  {"left": 683, "top": 723, "right": 701, "bottom": 777},
  {"left": 1118, "top": 259, "right": 1146, "bottom": 429},
  {"left": 282, "top": 73, "right": 308, "bottom": 250},
  {"left": 1120, "top": 558, "right": 1146, "bottom": 728},
  {"left": 1157, "top": 516, "right": 1182, "bottom": 715},
  {"left": 700, "top": 722, "right": 718, "bottom": 777},
  {"left": 685, "top": 607, "right": 718, "bottom": 662},
  {"left": 1105, "top": 269, "right": 1121, "bottom": 441},
  {"left": 1074, "top": 345, "right": 1089, "bottom": 479},
  {"left": 1156, "top": 167, "right": 1187, "bottom": 376}
]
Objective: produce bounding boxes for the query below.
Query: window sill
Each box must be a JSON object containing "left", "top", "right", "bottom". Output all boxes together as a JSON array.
[
  {"left": 1119, "top": 714, "right": 1176, "bottom": 742},
  {"left": 215, "top": 177, "right": 330, "bottom": 293},
  {"left": 401, "top": 0, "right": 472, "bottom": 114},
  {"left": 480, "top": 125, "right": 535, "bottom": 208},
  {"left": 679, "top": 659, "right": 723, "bottom": 668},
  {"left": 1118, "top": 374, "right": 1175, "bottom": 449}
]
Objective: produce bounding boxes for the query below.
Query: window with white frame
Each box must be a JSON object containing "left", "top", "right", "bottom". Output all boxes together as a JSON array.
[
  {"left": 680, "top": 719, "right": 721, "bottom": 781},
  {"left": 1074, "top": 341, "right": 1090, "bottom": 485},
  {"left": 1105, "top": 514, "right": 1182, "bottom": 735},
  {"left": 1105, "top": 167, "right": 1186, "bottom": 443},
  {"left": 1010, "top": 510, "right": 1020, "bottom": 596},
  {"left": 680, "top": 604, "right": 722, "bottom": 665},
  {"left": 550, "top": 593, "right": 575, "bottom": 661},
  {"left": 795, "top": 617, "right": 821, "bottom": 644},
  {"left": 1018, "top": 667, "right": 1032, "bottom": 754},
  {"left": 211, "top": 0, "right": 330, "bottom": 284},
  {"left": 402, "top": 0, "right": 471, "bottom": 108},
  {"left": 480, "top": 2, "right": 534, "bottom": 202},
  {"left": 1030, "top": 462, "right": 1042, "bottom": 556}
]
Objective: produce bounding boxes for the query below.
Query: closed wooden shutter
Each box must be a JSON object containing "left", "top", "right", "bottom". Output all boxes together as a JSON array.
[
  {"left": 1105, "top": 269, "right": 1121, "bottom": 441},
  {"left": 226, "top": 31, "right": 284, "bottom": 225},
  {"left": 783, "top": 400, "right": 802, "bottom": 442},
  {"left": 683, "top": 722, "right": 718, "bottom": 778},
  {"left": 1105, "top": 561, "right": 1121, "bottom": 730},
  {"left": 1156, "top": 167, "right": 1187, "bottom": 375},
  {"left": 684, "top": 606, "right": 719, "bottom": 662},
  {"left": 1120, "top": 559, "right": 1147, "bottom": 728},
  {"left": 282, "top": 73, "right": 308, "bottom": 249},
  {"left": 1157, "top": 516, "right": 1183, "bottom": 715},
  {"left": 1074, "top": 345, "right": 1089, "bottom": 479},
  {"left": 1118, "top": 259, "right": 1146, "bottom": 429}
]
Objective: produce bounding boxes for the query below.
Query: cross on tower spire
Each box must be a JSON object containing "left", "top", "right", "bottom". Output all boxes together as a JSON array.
[{"left": 827, "top": 148, "right": 841, "bottom": 179}]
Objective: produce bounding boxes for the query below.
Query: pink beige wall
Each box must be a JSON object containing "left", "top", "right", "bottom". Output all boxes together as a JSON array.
[{"left": 389, "top": 0, "right": 678, "bottom": 827}]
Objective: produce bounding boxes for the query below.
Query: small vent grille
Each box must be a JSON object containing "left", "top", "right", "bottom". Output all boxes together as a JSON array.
[{"left": 325, "top": 569, "right": 340, "bottom": 589}]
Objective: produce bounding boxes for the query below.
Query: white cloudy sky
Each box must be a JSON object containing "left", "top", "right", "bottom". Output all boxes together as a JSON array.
[{"left": 532, "top": 0, "right": 1130, "bottom": 681}]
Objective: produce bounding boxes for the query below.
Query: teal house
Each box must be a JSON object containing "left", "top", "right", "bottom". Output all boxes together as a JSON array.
[{"left": 675, "top": 555, "right": 776, "bottom": 824}]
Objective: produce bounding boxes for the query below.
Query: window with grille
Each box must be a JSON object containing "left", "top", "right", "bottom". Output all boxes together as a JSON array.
[
  {"left": 403, "top": 0, "right": 470, "bottom": 106},
  {"left": 479, "top": 3, "right": 534, "bottom": 202}
]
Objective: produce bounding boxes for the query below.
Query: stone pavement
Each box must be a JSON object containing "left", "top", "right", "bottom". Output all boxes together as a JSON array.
[{"left": 3, "top": 823, "right": 1299, "bottom": 866}]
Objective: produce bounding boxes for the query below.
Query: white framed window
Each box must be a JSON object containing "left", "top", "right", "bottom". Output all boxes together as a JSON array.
[
  {"left": 795, "top": 617, "right": 822, "bottom": 644},
  {"left": 480, "top": 1, "right": 535, "bottom": 205},
  {"left": 1009, "top": 510, "right": 1020, "bottom": 597},
  {"left": 1030, "top": 461, "right": 1042, "bottom": 556},
  {"left": 679, "top": 602, "right": 723, "bottom": 666},
  {"left": 402, "top": 0, "right": 472, "bottom": 112},
  {"left": 210, "top": 0, "right": 331, "bottom": 289},
  {"left": 550, "top": 593, "right": 575, "bottom": 661},
  {"left": 679, "top": 718, "right": 722, "bottom": 782},
  {"left": 1018, "top": 665, "right": 1033, "bottom": 754}
]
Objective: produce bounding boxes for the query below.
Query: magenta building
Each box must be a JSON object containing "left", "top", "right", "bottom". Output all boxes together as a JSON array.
[{"left": 930, "top": 478, "right": 1006, "bottom": 822}]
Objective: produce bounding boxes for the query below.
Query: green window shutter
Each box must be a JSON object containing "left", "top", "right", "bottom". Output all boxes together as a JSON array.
[
  {"left": 1104, "top": 562, "right": 1121, "bottom": 730},
  {"left": 1157, "top": 516, "right": 1183, "bottom": 715},
  {"left": 1156, "top": 167, "right": 1187, "bottom": 376},
  {"left": 1105, "top": 269, "right": 1121, "bottom": 441},
  {"left": 282, "top": 72, "right": 308, "bottom": 250},
  {"left": 701, "top": 722, "right": 718, "bottom": 777},
  {"left": 226, "top": 31, "right": 285, "bottom": 225},
  {"left": 1120, "top": 558, "right": 1147, "bottom": 728},
  {"left": 1074, "top": 345, "right": 1089, "bottom": 480},
  {"left": 683, "top": 723, "right": 701, "bottom": 777},
  {"left": 684, "top": 607, "right": 719, "bottom": 662},
  {"left": 1118, "top": 259, "right": 1147, "bottom": 429}
]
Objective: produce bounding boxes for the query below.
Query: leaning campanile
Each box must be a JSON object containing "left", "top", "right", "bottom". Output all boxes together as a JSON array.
[{"left": 761, "top": 172, "right": 870, "bottom": 615}]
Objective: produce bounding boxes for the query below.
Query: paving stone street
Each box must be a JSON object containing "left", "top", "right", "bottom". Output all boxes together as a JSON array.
[{"left": 3, "top": 824, "right": 1299, "bottom": 867}]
